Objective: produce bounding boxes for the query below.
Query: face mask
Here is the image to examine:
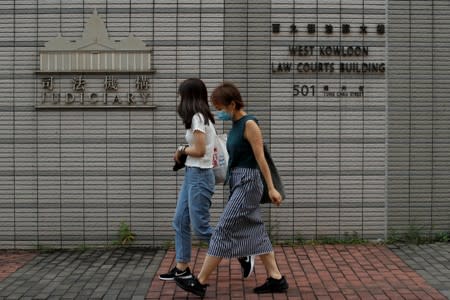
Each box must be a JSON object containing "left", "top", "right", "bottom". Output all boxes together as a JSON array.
[{"left": 216, "top": 110, "right": 232, "bottom": 121}]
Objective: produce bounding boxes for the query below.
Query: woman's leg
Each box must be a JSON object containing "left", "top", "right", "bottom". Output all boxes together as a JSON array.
[
  {"left": 259, "top": 252, "right": 282, "bottom": 279},
  {"left": 188, "top": 169, "right": 214, "bottom": 243},
  {"left": 197, "top": 255, "right": 222, "bottom": 285},
  {"left": 254, "top": 251, "right": 289, "bottom": 293},
  {"left": 172, "top": 177, "right": 191, "bottom": 265}
]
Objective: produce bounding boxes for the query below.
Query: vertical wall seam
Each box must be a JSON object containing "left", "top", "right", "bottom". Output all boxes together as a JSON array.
[{"left": 13, "top": 0, "right": 17, "bottom": 248}]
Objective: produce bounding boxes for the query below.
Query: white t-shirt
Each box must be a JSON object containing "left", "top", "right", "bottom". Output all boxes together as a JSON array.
[{"left": 185, "top": 113, "right": 216, "bottom": 169}]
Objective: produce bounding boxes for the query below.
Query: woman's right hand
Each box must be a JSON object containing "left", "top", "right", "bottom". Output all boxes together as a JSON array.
[
  {"left": 174, "top": 145, "right": 187, "bottom": 163},
  {"left": 269, "top": 188, "right": 282, "bottom": 207},
  {"left": 174, "top": 150, "right": 181, "bottom": 163}
]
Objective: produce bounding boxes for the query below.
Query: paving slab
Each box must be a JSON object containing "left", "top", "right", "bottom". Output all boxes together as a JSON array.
[
  {"left": 390, "top": 243, "right": 450, "bottom": 299},
  {"left": 1, "top": 244, "right": 448, "bottom": 299},
  {"left": 0, "top": 251, "right": 37, "bottom": 283},
  {"left": 0, "top": 248, "right": 164, "bottom": 300},
  {"left": 149, "top": 245, "right": 448, "bottom": 299}
]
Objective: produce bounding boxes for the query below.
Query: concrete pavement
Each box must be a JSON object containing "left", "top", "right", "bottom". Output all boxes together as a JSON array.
[{"left": 390, "top": 243, "right": 450, "bottom": 299}]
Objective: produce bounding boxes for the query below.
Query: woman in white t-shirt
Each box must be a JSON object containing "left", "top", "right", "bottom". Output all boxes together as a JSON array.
[{"left": 159, "top": 78, "right": 216, "bottom": 281}]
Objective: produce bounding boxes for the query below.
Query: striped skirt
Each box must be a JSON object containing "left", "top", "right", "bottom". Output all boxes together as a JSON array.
[{"left": 207, "top": 167, "right": 273, "bottom": 258}]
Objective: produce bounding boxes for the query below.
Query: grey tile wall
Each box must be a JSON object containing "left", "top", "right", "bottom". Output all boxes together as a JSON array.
[
  {"left": 387, "top": 0, "right": 450, "bottom": 237},
  {"left": 0, "top": 0, "right": 447, "bottom": 249}
]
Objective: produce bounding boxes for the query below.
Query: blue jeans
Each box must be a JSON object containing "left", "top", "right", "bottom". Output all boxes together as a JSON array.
[{"left": 173, "top": 166, "right": 215, "bottom": 263}]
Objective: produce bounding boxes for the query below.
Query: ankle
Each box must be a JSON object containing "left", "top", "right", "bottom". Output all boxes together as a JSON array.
[
  {"left": 270, "top": 274, "right": 282, "bottom": 280},
  {"left": 176, "top": 263, "right": 189, "bottom": 271}
]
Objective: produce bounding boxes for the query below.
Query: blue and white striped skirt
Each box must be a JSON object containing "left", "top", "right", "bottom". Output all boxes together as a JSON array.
[{"left": 207, "top": 167, "right": 273, "bottom": 258}]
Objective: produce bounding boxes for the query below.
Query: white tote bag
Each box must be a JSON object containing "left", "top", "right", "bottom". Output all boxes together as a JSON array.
[{"left": 212, "top": 133, "right": 229, "bottom": 184}]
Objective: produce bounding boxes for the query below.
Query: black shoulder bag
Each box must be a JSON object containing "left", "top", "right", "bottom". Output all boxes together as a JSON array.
[{"left": 260, "top": 145, "right": 286, "bottom": 204}]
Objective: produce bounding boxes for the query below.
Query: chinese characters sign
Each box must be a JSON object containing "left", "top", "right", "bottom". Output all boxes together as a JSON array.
[
  {"left": 36, "top": 10, "right": 155, "bottom": 109},
  {"left": 40, "top": 75, "right": 153, "bottom": 108}
]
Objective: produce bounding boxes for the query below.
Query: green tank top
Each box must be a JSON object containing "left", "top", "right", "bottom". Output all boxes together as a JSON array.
[{"left": 227, "top": 115, "right": 259, "bottom": 171}]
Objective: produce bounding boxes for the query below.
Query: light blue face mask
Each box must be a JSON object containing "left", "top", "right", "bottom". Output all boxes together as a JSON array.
[{"left": 216, "top": 110, "right": 232, "bottom": 121}]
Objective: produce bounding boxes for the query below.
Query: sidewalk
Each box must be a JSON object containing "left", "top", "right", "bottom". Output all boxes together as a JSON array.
[
  {"left": 390, "top": 243, "right": 450, "bottom": 299},
  {"left": 0, "top": 244, "right": 448, "bottom": 299},
  {"left": 149, "top": 245, "right": 448, "bottom": 300}
]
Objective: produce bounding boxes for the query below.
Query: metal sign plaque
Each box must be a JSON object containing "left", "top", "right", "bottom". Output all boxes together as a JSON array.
[{"left": 36, "top": 9, "right": 155, "bottom": 109}]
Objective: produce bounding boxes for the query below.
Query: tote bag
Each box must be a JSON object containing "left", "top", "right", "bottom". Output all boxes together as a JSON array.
[
  {"left": 212, "top": 133, "right": 229, "bottom": 184},
  {"left": 260, "top": 145, "right": 286, "bottom": 204}
]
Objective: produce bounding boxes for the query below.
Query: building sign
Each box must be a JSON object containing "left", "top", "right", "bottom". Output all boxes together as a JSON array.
[
  {"left": 36, "top": 9, "right": 155, "bottom": 109},
  {"left": 271, "top": 24, "right": 385, "bottom": 75},
  {"left": 270, "top": 2, "right": 386, "bottom": 98}
]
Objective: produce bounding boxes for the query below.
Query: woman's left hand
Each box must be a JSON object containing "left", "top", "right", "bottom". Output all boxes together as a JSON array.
[{"left": 269, "top": 188, "right": 282, "bottom": 206}]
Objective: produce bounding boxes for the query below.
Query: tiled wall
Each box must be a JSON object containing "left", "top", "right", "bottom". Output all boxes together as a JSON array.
[
  {"left": 387, "top": 0, "right": 450, "bottom": 237},
  {"left": 0, "top": 0, "right": 447, "bottom": 249}
]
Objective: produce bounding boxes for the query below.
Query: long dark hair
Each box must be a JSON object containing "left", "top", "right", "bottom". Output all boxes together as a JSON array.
[{"left": 177, "top": 78, "right": 215, "bottom": 129}]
